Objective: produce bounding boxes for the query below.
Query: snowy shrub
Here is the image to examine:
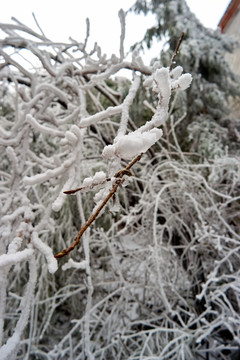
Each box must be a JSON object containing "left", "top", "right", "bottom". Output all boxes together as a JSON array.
[{"left": 0, "top": 6, "right": 240, "bottom": 360}]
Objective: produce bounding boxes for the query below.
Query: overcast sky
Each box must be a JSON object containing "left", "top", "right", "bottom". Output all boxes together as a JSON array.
[{"left": 0, "top": 0, "right": 230, "bottom": 62}]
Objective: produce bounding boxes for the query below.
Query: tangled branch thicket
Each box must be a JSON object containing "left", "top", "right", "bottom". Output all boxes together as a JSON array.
[{"left": 0, "top": 11, "right": 240, "bottom": 360}]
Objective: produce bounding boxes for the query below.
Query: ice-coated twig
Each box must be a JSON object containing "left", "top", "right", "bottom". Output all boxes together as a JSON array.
[
  {"left": 0, "top": 49, "right": 33, "bottom": 80},
  {"left": 83, "top": 18, "right": 90, "bottom": 51},
  {"left": 23, "top": 156, "right": 75, "bottom": 185},
  {"left": 115, "top": 75, "right": 141, "bottom": 141},
  {"left": 32, "top": 12, "right": 47, "bottom": 39},
  {"left": 118, "top": 9, "right": 125, "bottom": 61},
  {"left": 36, "top": 83, "right": 68, "bottom": 106},
  {"left": 79, "top": 105, "right": 122, "bottom": 127},
  {"left": 0, "top": 255, "right": 37, "bottom": 360},
  {"left": 31, "top": 232, "right": 58, "bottom": 274},
  {"left": 0, "top": 249, "right": 34, "bottom": 269},
  {"left": 28, "top": 44, "right": 57, "bottom": 77},
  {"left": 26, "top": 114, "right": 64, "bottom": 138}
]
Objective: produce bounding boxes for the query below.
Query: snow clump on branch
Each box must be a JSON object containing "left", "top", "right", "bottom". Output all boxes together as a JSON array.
[
  {"left": 102, "top": 66, "right": 192, "bottom": 159},
  {"left": 102, "top": 128, "right": 163, "bottom": 159}
]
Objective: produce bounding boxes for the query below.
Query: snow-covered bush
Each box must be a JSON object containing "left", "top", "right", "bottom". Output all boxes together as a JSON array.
[{"left": 0, "top": 7, "right": 240, "bottom": 360}]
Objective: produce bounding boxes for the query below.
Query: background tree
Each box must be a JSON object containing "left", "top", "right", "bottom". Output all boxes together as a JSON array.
[{"left": 130, "top": 0, "right": 240, "bottom": 157}]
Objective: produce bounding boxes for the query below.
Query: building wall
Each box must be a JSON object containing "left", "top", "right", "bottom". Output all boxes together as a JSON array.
[
  {"left": 220, "top": 2, "right": 240, "bottom": 118},
  {"left": 223, "top": 5, "right": 240, "bottom": 76}
]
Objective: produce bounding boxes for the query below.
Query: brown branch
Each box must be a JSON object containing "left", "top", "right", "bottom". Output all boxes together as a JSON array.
[
  {"left": 169, "top": 32, "right": 185, "bottom": 71},
  {"left": 54, "top": 153, "right": 143, "bottom": 259}
]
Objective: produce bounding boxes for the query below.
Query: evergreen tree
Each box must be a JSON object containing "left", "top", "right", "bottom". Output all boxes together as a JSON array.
[{"left": 130, "top": 0, "right": 240, "bottom": 157}]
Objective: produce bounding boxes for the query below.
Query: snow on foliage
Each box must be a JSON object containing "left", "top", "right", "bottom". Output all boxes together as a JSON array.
[{"left": 0, "top": 3, "right": 239, "bottom": 360}]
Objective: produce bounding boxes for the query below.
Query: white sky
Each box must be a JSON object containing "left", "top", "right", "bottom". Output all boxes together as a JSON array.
[{"left": 0, "top": 0, "right": 230, "bottom": 63}]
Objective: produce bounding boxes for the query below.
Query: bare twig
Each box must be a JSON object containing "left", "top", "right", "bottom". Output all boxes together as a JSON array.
[
  {"left": 32, "top": 12, "right": 48, "bottom": 39},
  {"left": 169, "top": 32, "right": 185, "bottom": 71}
]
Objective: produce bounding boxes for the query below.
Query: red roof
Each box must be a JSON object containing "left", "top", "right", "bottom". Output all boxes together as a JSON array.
[{"left": 218, "top": 0, "right": 240, "bottom": 32}]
